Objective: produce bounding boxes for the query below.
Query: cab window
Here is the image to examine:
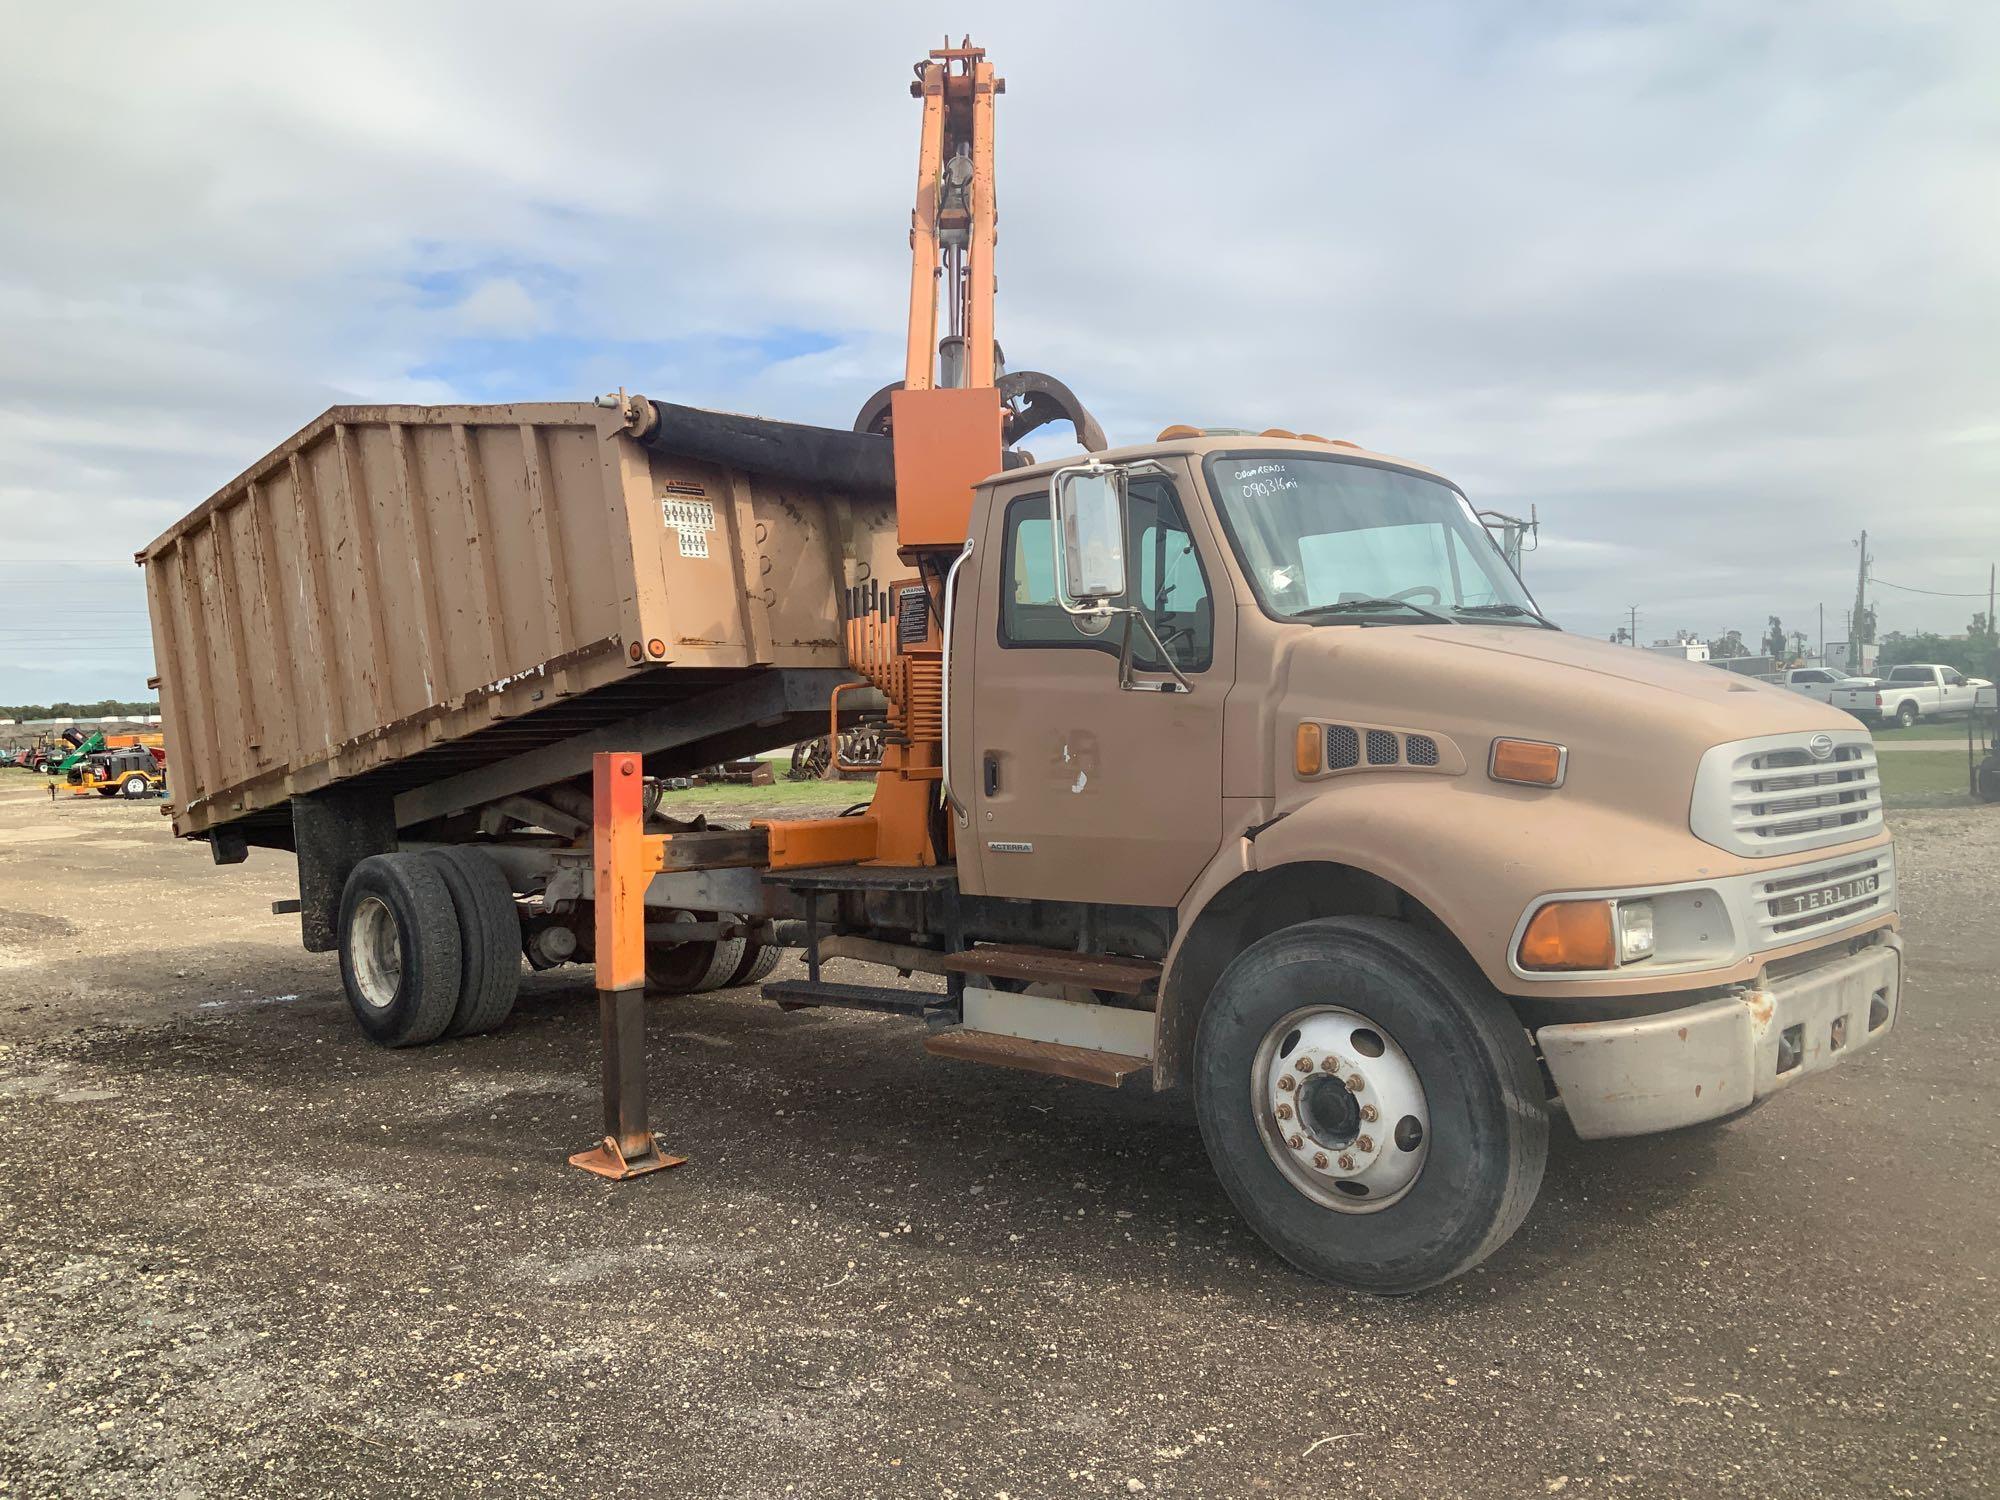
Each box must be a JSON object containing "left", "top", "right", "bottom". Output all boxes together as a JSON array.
[{"left": 999, "top": 480, "right": 1212, "bottom": 672}]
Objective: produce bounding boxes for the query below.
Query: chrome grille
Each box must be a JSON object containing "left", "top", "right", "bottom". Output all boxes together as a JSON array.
[
  {"left": 1751, "top": 849, "right": 1894, "bottom": 946},
  {"left": 1741, "top": 744, "right": 1874, "bottom": 839},
  {"left": 1692, "top": 732, "right": 1883, "bottom": 857}
]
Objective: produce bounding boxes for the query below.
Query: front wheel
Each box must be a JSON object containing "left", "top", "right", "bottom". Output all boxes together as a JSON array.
[{"left": 1194, "top": 916, "right": 1548, "bottom": 1294}]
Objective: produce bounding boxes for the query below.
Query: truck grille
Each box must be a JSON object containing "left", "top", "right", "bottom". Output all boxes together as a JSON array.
[
  {"left": 1691, "top": 732, "right": 1882, "bottom": 857},
  {"left": 1750, "top": 848, "right": 1895, "bottom": 947}
]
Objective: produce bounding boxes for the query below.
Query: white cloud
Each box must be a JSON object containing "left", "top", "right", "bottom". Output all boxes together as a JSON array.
[
  {"left": 0, "top": 0, "right": 1995, "bottom": 700},
  {"left": 451, "top": 276, "right": 544, "bottom": 335}
]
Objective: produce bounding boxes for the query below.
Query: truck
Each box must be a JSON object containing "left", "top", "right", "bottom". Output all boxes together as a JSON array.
[
  {"left": 1832, "top": 663, "right": 1990, "bottom": 727},
  {"left": 139, "top": 40, "right": 1903, "bottom": 1294},
  {"left": 1755, "top": 666, "right": 1876, "bottom": 704}
]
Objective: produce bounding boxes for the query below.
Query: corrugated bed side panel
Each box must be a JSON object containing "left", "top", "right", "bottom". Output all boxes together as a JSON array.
[{"left": 142, "top": 401, "right": 889, "bottom": 836}]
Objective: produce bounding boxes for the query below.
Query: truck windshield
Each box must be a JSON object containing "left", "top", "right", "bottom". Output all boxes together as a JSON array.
[{"left": 1204, "top": 453, "right": 1544, "bottom": 626}]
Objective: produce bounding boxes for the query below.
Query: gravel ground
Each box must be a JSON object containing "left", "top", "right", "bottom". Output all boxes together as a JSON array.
[{"left": 0, "top": 779, "right": 1994, "bottom": 1498}]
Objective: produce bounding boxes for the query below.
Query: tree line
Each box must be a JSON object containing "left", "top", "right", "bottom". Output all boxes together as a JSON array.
[
  {"left": 0, "top": 699, "right": 161, "bottom": 722},
  {"left": 1701, "top": 611, "right": 1996, "bottom": 675}
]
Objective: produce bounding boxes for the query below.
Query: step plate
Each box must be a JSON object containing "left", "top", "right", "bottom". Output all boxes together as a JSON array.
[
  {"left": 923, "top": 1029, "right": 1150, "bottom": 1089},
  {"left": 939, "top": 943, "right": 1161, "bottom": 996}
]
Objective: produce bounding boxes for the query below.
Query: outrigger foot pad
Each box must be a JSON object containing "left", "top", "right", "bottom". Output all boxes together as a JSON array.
[{"left": 568, "top": 1134, "right": 687, "bottom": 1181}]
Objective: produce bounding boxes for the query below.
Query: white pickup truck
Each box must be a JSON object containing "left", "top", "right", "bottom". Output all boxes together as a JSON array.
[
  {"left": 1757, "top": 666, "right": 1876, "bottom": 704},
  {"left": 1831, "top": 663, "right": 1991, "bottom": 727}
]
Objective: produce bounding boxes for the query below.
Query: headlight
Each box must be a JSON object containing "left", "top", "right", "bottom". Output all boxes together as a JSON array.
[
  {"left": 1518, "top": 897, "right": 1655, "bottom": 971},
  {"left": 1615, "top": 899, "right": 1655, "bottom": 962}
]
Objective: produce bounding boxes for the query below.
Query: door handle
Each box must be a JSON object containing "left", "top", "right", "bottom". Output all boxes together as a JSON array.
[{"left": 983, "top": 753, "right": 999, "bottom": 797}]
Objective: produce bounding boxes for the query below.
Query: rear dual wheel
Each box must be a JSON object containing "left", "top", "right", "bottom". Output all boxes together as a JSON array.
[
  {"left": 1195, "top": 916, "right": 1548, "bottom": 1295},
  {"left": 337, "top": 849, "right": 521, "bottom": 1047},
  {"left": 644, "top": 911, "right": 746, "bottom": 995}
]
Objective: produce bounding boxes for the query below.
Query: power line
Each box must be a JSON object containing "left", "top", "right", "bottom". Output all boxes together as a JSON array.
[{"left": 1872, "top": 577, "right": 1991, "bottom": 599}]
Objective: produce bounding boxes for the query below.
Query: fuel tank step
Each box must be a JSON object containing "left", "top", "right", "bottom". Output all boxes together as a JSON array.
[
  {"left": 923, "top": 1028, "right": 1150, "bottom": 1089},
  {"left": 937, "top": 943, "right": 1161, "bottom": 998}
]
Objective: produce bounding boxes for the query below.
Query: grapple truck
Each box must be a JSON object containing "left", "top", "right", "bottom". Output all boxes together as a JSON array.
[{"left": 140, "top": 41, "right": 1901, "bottom": 1292}]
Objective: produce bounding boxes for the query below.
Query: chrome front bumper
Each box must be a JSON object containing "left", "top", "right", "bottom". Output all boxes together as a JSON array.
[{"left": 1537, "top": 933, "right": 1902, "bottom": 1140}]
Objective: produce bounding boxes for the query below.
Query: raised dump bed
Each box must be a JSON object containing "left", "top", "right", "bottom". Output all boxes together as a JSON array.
[{"left": 139, "top": 401, "right": 899, "bottom": 851}]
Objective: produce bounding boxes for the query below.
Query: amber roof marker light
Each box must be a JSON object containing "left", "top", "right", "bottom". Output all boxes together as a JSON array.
[{"left": 1489, "top": 738, "right": 1567, "bottom": 788}]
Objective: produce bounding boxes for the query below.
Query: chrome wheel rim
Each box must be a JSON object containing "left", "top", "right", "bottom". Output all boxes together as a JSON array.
[
  {"left": 1251, "top": 1005, "right": 1430, "bottom": 1213},
  {"left": 350, "top": 896, "right": 402, "bottom": 1010}
]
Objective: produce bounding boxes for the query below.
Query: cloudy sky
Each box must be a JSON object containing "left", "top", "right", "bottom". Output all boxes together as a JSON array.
[{"left": 2, "top": 0, "right": 1994, "bottom": 704}]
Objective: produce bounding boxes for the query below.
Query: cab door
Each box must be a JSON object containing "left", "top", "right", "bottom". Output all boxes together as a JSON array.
[{"left": 957, "top": 461, "right": 1232, "bottom": 906}]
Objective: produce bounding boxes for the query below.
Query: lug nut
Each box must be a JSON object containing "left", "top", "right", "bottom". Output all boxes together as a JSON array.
[
  {"left": 1312, "top": 1152, "right": 1328, "bottom": 1169},
  {"left": 1278, "top": 1074, "right": 1296, "bottom": 1093},
  {"left": 1346, "top": 1073, "right": 1365, "bottom": 1093},
  {"left": 1288, "top": 1134, "right": 1304, "bottom": 1151},
  {"left": 1360, "top": 1104, "right": 1379, "bottom": 1123},
  {"left": 1356, "top": 1134, "right": 1374, "bottom": 1153},
  {"left": 1295, "top": 1056, "right": 1314, "bottom": 1073},
  {"left": 1321, "top": 1055, "right": 1340, "bottom": 1072},
  {"left": 1276, "top": 1103, "right": 1294, "bottom": 1120},
  {"left": 1337, "top": 1154, "right": 1355, "bottom": 1171}
]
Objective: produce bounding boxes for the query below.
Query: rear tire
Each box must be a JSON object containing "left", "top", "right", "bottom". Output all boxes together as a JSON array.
[
  {"left": 421, "top": 848, "right": 522, "bottom": 1038},
  {"left": 644, "top": 911, "right": 746, "bottom": 995},
  {"left": 121, "top": 775, "right": 150, "bottom": 799},
  {"left": 1895, "top": 701, "right": 1919, "bottom": 729},
  {"left": 337, "top": 853, "right": 462, "bottom": 1047},
  {"left": 725, "top": 939, "right": 784, "bottom": 988},
  {"left": 1194, "top": 916, "right": 1548, "bottom": 1294}
]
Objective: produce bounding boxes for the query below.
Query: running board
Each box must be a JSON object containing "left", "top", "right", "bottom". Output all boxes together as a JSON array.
[
  {"left": 923, "top": 1029, "right": 1150, "bottom": 1089},
  {"left": 939, "top": 943, "right": 1161, "bottom": 998}
]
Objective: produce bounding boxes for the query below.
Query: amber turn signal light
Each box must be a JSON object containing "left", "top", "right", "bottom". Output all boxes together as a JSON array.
[
  {"left": 1490, "top": 738, "right": 1566, "bottom": 787},
  {"left": 1518, "top": 900, "right": 1617, "bottom": 971},
  {"left": 1294, "top": 722, "right": 1322, "bottom": 777}
]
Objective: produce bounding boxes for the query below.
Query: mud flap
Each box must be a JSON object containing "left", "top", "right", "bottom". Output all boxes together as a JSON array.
[{"left": 293, "top": 788, "right": 397, "bottom": 953}]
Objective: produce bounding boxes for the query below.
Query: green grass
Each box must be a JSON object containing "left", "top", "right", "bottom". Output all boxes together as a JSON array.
[
  {"left": 654, "top": 777, "right": 870, "bottom": 822},
  {"left": 1869, "top": 720, "right": 1974, "bottom": 742},
  {"left": 1877, "top": 750, "right": 1978, "bottom": 806}
]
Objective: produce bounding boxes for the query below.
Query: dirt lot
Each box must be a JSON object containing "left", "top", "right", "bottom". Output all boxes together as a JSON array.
[{"left": 0, "top": 778, "right": 1995, "bottom": 1499}]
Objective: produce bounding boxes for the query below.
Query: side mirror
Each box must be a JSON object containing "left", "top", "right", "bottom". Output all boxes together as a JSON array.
[{"left": 1051, "top": 464, "right": 1129, "bottom": 614}]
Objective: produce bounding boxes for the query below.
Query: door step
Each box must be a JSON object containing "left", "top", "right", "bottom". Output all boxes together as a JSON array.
[
  {"left": 762, "top": 979, "right": 938, "bottom": 1016},
  {"left": 938, "top": 943, "right": 1162, "bottom": 997},
  {"left": 923, "top": 1028, "right": 1151, "bottom": 1089}
]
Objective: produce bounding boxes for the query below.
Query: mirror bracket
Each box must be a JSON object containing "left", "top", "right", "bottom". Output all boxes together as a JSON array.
[{"left": 1115, "top": 610, "right": 1194, "bottom": 695}]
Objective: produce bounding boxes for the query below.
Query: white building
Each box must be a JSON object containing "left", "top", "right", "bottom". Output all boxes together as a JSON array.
[{"left": 1644, "top": 639, "right": 1710, "bottom": 662}]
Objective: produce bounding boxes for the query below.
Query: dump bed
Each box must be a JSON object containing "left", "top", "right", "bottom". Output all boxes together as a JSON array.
[{"left": 140, "top": 402, "right": 897, "bottom": 841}]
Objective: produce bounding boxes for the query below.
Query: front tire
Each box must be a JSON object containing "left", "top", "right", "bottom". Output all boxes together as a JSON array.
[
  {"left": 337, "top": 853, "right": 463, "bottom": 1048},
  {"left": 1194, "top": 916, "right": 1548, "bottom": 1294}
]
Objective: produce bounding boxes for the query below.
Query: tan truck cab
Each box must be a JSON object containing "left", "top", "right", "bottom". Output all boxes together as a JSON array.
[{"left": 940, "top": 431, "right": 1897, "bottom": 1278}]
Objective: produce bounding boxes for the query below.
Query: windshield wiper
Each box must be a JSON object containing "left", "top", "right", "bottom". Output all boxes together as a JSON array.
[
  {"left": 1451, "top": 602, "right": 1559, "bottom": 629},
  {"left": 1292, "top": 597, "right": 1453, "bottom": 625}
]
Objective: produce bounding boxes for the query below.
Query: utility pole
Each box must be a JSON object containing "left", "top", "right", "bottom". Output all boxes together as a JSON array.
[
  {"left": 1817, "top": 602, "right": 1824, "bottom": 664},
  {"left": 1627, "top": 604, "right": 1638, "bottom": 647},
  {"left": 1849, "top": 531, "right": 1870, "bottom": 674}
]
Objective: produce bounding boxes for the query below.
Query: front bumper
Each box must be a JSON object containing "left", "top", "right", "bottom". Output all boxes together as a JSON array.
[{"left": 1537, "top": 933, "right": 1902, "bottom": 1139}]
